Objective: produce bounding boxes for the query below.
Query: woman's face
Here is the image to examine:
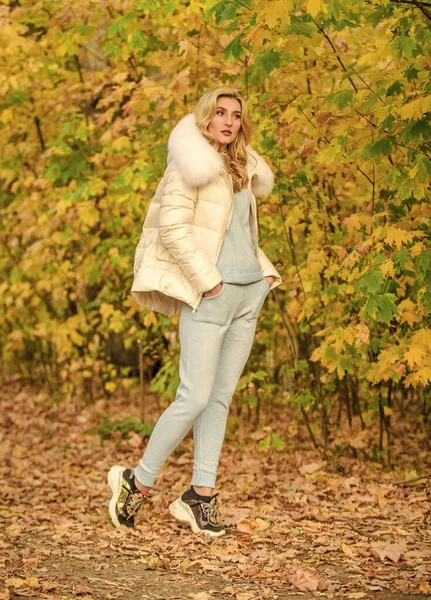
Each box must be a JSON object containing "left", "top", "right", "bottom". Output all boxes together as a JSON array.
[{"left": 207, "top": 96, "right": 242, "bottom": 151}]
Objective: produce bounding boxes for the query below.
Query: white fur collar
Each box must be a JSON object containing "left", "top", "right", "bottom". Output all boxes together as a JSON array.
[{"left": 167, "top": 113, "right": 274, "bottom": 197}]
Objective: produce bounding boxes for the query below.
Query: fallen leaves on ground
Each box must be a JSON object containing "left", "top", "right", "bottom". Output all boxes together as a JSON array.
[{"left": 0, "top": 385, "right": 430, "bottom": 600}]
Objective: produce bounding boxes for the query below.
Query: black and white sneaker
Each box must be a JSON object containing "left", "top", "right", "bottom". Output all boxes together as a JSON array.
[
  {"left": 169, "top": 488, "right": 225, "bottom": 537},
  {"left": 107, "top": 465, "right": 150, "bottom": 528}
]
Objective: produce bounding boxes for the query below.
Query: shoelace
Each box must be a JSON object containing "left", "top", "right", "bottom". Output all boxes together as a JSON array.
[
  {"left": 125, "top": 491, "right": 146, "bottom": 520},
  {"left": 193, "top": 493, "right": 222, "bottom": 526}
]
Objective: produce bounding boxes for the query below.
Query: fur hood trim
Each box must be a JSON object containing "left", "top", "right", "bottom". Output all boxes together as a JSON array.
[{"left": 167, "top": 113, "right": 274, "bottom": 197}]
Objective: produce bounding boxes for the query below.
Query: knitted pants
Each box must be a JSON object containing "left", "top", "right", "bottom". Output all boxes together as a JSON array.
[{"left": 134, "top": 278, "right": 270, "bottom": 488}]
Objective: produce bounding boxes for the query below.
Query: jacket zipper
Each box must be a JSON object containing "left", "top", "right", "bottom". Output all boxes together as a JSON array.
[{"left": 192, "top": 173, "right": 234, "bottom": 314}]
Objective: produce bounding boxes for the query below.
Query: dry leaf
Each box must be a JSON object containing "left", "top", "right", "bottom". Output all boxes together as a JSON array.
[
  {"left": 371, "top": 542, "right": 405, "bottom": 563},
  {"left": 347, "top": 593, "right": 367, "bottom": 599},
  {"left": 297, "top": 139, "right": 316, "bottom": 157},
  {"left": 5, "top": 523, "right": 21, "bottom": 538},
  {"left": 291, "top": 568, "right": 320, "bottom": 591},
  {"left": 255, "top": 518, "right": 270, "bottom": 531},
  {"left": 342, "top": 542, "right": 358, "bottom": 558},
  {"left": 356, "top": 322, "right": 370, "bottom": 344},
  {"left": 5, "top": 578, "right": 24, "bottom": 589},
  {"left": 74, "top": 584, "right": 93, "bottom": 594},
  {"left": 24, "top": 577, "right": 40, "bottom": 589},
  {"left": 191, "top": 593, "right": 212, "bottom": 600},
  {"left": 299, "top": 461, "right": 323, "bottom": 475},
  {"left": 250, "top": 430, "right": 268, "bottom": 441},
  {"left": 236, "top": 593, "right": 255, "bottom": 600},
  {"left": 221, "top": 587, "right": 240, "bottom": 596},
  {"left": 349, "top": 429, "right": 369, "bottom": 450}
]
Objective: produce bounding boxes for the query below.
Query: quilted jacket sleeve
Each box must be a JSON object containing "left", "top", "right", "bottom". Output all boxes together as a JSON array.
[
  {"left": 158, "top": 168, "right": 223, "bottom": 294},
  {"left": 257, "top": 247, "right": 282, "bottom": 291}
]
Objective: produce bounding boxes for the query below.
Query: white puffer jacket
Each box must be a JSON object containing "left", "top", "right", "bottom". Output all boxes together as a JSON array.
[{"left": 131, "top": 113, "right": 282, "bottom": 317}]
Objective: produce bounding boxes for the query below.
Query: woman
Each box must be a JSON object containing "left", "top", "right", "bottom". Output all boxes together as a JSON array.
[{"left": 108, "top": 87, "right": 282, "bottom": 537}]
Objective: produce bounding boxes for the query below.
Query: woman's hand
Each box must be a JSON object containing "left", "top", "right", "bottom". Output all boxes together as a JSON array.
[
  {"left": 203, "top": 282, "right": 223, "bottom": 298},
  {"left": 264, "top": 275, "right": 276, "bottom": 289}
]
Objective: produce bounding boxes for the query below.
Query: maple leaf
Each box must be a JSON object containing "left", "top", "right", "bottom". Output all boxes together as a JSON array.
[
  {"left": 307, "top": 0, "right": 327, "bottom": 18},
  {"left": 371, "top": 542, "right": 406, "bottom": 563}
]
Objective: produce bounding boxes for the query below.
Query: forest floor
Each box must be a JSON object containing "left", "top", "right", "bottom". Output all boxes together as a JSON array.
[{"left": 1, "top": 384, "right": 431, "bottom": 600}]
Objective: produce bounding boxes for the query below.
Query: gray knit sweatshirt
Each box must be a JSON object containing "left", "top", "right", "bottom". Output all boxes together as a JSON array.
[{"left": 216, "top": 188, "right": 264, "bottom": 284}]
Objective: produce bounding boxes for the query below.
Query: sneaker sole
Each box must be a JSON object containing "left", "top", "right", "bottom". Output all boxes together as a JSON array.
[
  {"left": 107, "top": 465, "right": 125, "bottom": 528},
  {"left": 168, "top": 498, "right": 225, "bottom": 538}
]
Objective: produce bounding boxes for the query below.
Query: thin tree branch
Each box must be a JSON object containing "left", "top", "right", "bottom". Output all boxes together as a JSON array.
[
  {"left": 313, "top": 21, "right": 358, "bottom": 93},
  {"left": 391, "top": 0, "right": 431, "bottom": 21},
  {"left": 391, "top": 0, "right": 431, "bottom": 6},
  {"left": 233, "top": 0, "right": 253, "bottom": 11},
  {"left": 34, "top": 116, "right": 45, "bottom": 151}
]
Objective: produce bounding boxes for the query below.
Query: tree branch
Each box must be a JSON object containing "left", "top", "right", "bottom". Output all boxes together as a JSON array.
[
  {"left": 233, "top": 0, "right": 253, "bottom": 11},
  {"left": 313, "top": 21, "right": 358, "bottom": 93},
  {"left": 390, "top": 0, "right": 431, "bottom": 21}
]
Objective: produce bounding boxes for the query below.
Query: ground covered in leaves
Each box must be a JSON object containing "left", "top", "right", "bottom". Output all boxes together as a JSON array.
[{"left": 1, "top": 386, "right": 431, "bottom": 600}]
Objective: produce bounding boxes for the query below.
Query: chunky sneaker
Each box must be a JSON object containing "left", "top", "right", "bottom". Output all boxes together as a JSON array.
[
  {"left": 169, "top": 489, "right": 225, "bottom": 537},
  {"left": 107, "top": 465, "right": 150, "bottom": 528}
]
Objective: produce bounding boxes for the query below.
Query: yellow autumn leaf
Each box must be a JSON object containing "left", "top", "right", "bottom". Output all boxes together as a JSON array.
[
  {"left": 406, "top": 366, "right": 431, "bottom": 387},
  {"left": 105, "top": 381, "right": 117, "bottom": 393},
  {"left": 307, "top": 0, "right": 326, "bottom": 17},
  {"left": 342, "top": 542, "right": 358, "bottom": 558},
  {"left": 403, "top": 344, "right": 427, "bottom": 369},
  {"left": 408, "top": 163, "right": 419, "bottom": 179},
  {"left": 111, "top": 135, "right": 131, "bottom": 151},
  {"left": 398, "top": 299, "right": 421, "bottom": 326},
  {"left": 259, "top": 0, "right": 287, "bottom": 28},
  {"left": 143, "top": 310, "right": 158, "bottom": 328},
  {"left": 398, "top": 95, "right": 431, "bottom": 120},
  {"left": 384, "top": 226, "right": 412, "bottom": 248},
  {"left": 411, "top": 328, "right": 431, "bottom": 350},
  {"left": 282, "top": 106, "right": 299, "bottom": 123},
  {"left": 357, "top": 52, "right": 379, "bottom": 66},
  {"left": 1, "top": 108, "right": 13, "bottom": 124}
]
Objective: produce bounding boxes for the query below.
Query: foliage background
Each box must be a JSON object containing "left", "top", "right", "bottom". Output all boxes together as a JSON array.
[{"left": 1, "top": 0, "right": 430, "bottom": 462}]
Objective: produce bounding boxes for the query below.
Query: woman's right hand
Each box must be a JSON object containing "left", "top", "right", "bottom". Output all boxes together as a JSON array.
[{"left": 203, "top": 282, "right": 223, "bottom": 298}]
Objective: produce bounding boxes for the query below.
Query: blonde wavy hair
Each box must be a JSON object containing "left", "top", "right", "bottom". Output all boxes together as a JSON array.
[{"left": 194, "top": 87, "right": 252, "bottom": 192}]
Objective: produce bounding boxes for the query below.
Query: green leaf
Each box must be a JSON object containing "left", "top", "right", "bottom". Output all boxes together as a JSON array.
[
  {"left": 357, "top": 270, "right": 383, "bottom": 294},
  {"left": 259, "top": 434, "right": 271, "bottom": 452},
  {"left": 259, "top": 50, "right": 282, "bottom": 75},
  {"left": 129, "top": 31, "right": 146, "bottom": 51},
  {"left": 224, "top": 33, "right": 246, "bottom": 60},
  {"left": 326, "top": 0, "right": 342, "bottom": 20},
  {"left": 386, "top": 81, "right": 403, "bottom": 96},
  {"left": 419, "top": 291, "right": 431, "bottom": 312},
  {"left": 393, "top": 248, "right": 411, "bottom": 269},
  {"left": 166, "top": 0, "right": 175, "bottom": 14},
  {"left": 405, "top": 65, "right": 419, "bottom": 81},
  {"left": 399, "top": 118, "right": 431, "bottom": 143},
  {"left": 414, "top": 250, "right": 431, "bottom": 276},
  {"left": 374, "top": 294, "right": 399, "bottom": 324},
  {"left": 270, "top": 433, "right": 285, "bottom": 451},
  {"left": 206, "top": 0, "right": 239, "bottom": 24},
  {"left": 378, "top": 114, "right": 396, "bottom": 134},
  {"left": 366, "top": 136, "right": 394, "bottom": 157},
  {"left": 326, "top": 89, "right": 355, "bottom": 109},
  {"left": 288, "top": 17, "right": 316, "bottom": 38}
]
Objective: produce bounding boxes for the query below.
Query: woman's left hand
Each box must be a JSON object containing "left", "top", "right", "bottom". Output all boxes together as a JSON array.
[{"left": 264, "top": 275, "right": 276, "bottom": 289}]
